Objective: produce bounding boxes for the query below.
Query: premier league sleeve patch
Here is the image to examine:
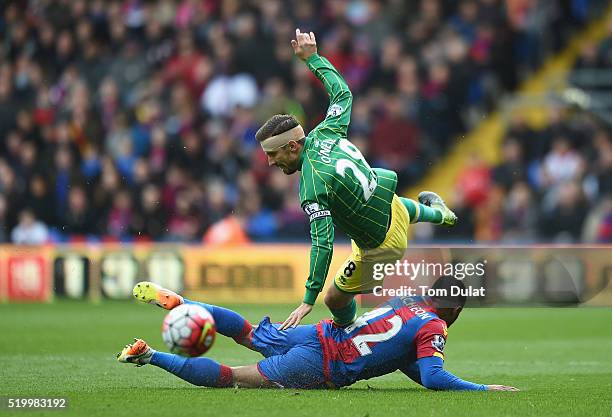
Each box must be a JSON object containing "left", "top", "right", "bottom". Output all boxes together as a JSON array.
[
  {"left": 326, "top": 104, "right": 343, "bottom": 118},
  {"left": 303, "top": 202, "right": 331, "bottom": 222},
  {"left": 431, "top": 335, "right": 446, "bottom": 353}
]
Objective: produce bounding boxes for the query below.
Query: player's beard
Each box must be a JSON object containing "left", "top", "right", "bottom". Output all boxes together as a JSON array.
[
  {"left": 281, "top": 165, "right": 298, "bottom": 175},
  {"left": 279, "top": 160, "right": 299, "bottom": 175}
]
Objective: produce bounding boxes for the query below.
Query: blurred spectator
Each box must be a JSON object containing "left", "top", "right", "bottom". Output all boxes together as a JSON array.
[
  {"left": 582, "top": 197, "right": 612, "bottom": 242},
  {"left": 60, "top": 186, "right": 95, "bottom": 237},
  {"left": 164, "top": 32, "right": 211, "bottom": 97},
  {"left": 203, "top": 215, "right": 251, "bottom": 246},
  {"left": 92, "top": 157, "right": 123, "bottom": 232},
  {"left": 505, "top": 114, "right": 540, "bottom": 162},
  {"left": 0, "top": 194, "right": 8, "bottom": 242},
  {"left": 23, "top": 174, "right": 54, "bottom": 226},
  {"left": 201, "top": 73, "right": 259, "bottom": 117},
  {"left": 592, "top": 130, "right": 612, "bottom": 197},
  {"left": 493, "top": 137, "right": 527, "bottom": 189},
  {"left": 456, "top": 154, "right": 491, "bottom": 209},
  {"left": 474, "top": 185, "right": 505, "bottom": 242},
  {"left": 370, "top": 95, "right": 422, "bottom": 185},
  {"left": 451, "top": 1, "right": 479, "bottom": 42},
  {"left": 540, "top": 137, "right": 584, "bottom": 189},
  {"left": 107, "top": 189, "right": 134, "bottom": 239},
  {"left": 502, "top": 182, "right": 537, "bottom": 242},
  {"left": 11, "top": 208, "right": 49, "bottom": 244},
  {"left": 242, "top": 193, "right": 278, "bottom": 240},
  {"left": 0, "top": 160, "right": 24, "bottom": 231},
  {"left": 432, "top": 191, "right": 476, "bottom": 242},
  {"left": 540, "top": 181, "right": 588, "bottom": 242},
  {"left": 133, "top": 184, "right": 168, "bottom": 240},
  {"left": 51, "top": 145, "right": 79, "bottom": 221},
  {"left": 166, "top": 188, "right": 202, "bottom": 242},
  {"left": 419, "top": 61, "right": 464, "bottom": 150}
]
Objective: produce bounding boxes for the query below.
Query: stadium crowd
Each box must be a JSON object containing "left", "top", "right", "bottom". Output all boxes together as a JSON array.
[
  {"left": 0, "top": 0, "right": 606, "bottom": 243},
  {"left": 434, "top": 16, "right": 612, "bottom": 243},
  {"left": 435, "top": 110, "right": 612, "bottom": 243}
]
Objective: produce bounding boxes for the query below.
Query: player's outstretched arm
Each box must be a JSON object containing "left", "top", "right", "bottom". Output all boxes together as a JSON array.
[
  {"left": 411, "top": 319, "right": 518, "bottom": 391},
  {"left": 292, "top": 29, "right": 353, "bottom": 138},
  {"left": 279, "top": 211, "right": 334, "bottom": 329},
  {"left": 416, "top": 356, "right": 519, "bottom": 391},
  {"left": 486, "top": 384, "right": 520, "bottom": 391},
  {"left": 280, "top": 165, "right": 336, "bottom": 329}
]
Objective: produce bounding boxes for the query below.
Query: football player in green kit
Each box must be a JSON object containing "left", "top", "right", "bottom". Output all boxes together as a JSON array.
[{"left": 256, "top": 29, "right": 457, "bottom": 329}]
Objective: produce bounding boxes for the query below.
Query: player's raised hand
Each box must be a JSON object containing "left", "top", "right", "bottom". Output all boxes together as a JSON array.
[
  {"left": 279, "top": 302, "right": 313, "bottom": 330},
  {"left": 291, "top": 29, "right": 317, "bottom": 61},
  {"left": 486, "top": 385, "right": 520, "bottom": 391}
]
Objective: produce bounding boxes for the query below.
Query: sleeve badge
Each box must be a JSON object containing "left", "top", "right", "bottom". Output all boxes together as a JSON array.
[
  {"left": 432, "top": 335, "right": 446, "bottom": 353},
  {"left": 326, "top": 104, "right": 343, "bottom": 117}
]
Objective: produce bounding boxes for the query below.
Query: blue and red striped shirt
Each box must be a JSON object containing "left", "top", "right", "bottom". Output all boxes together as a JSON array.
[{"left": 316, "top": 296, "right": 448, "bottom": 388}]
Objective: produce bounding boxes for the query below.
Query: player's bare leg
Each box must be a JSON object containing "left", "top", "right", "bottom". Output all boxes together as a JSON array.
[
  {"left": 324, "top": 284, "right": 357, "bottom": 327},
  {"left": 324, "top": 284, "right": 354, "bottom": 310},
  {"left": 116, "top": 338, "right": 275, "bottom": 388},
  {"left": 232, "top": 365, "right": 277, "bottom": 388}
]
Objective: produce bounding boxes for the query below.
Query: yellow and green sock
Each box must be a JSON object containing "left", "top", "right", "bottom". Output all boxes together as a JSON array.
[{"left": 400, "top": 197, "right": 443, "bottom": 224}]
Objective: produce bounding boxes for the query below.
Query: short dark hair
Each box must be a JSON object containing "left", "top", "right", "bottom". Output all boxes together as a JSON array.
[
  {"left": 430, "top": 276, "right": 467, "bottom": 309},
  {"left": 255, "top": 114, "right": 300, "bottom": 142}
]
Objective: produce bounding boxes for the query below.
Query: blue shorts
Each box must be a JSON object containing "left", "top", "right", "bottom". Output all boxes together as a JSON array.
[{"left": 253, "top": 317, "right": 327, "bottom": 389}]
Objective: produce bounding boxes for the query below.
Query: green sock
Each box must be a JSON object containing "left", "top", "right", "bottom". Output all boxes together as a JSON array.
[
  {"left": 400, "top": 197, "right": 442, "bottom": 224},
  {"left": 331, "top": 298, "right": 357, "bottom": 326}
]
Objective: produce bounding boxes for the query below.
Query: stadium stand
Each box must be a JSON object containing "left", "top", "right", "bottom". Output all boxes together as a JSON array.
[
  {"left": 0, "top": 0, "right": 607, "bottom": 243},
  {"left": 428, "top": 9, "right": 612, "bottom": 244}
]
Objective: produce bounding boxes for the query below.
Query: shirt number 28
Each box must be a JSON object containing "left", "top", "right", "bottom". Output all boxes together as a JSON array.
[{"left": 335, "top": 139, "right": 377, "bottom": 202}]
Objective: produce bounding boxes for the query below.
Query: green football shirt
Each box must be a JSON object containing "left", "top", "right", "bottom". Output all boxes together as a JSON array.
[{"left": 298, "top": 54, "right": 398, "bottom": 304}]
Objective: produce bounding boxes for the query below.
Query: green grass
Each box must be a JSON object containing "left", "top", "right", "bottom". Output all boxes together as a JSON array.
[{"left": 1, "top": 301, "right": 611, "bottom": 417}]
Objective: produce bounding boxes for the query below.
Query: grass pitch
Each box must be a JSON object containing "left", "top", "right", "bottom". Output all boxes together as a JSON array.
[{"left": 1, "top": 301, "right": 611, "bottom": 417}]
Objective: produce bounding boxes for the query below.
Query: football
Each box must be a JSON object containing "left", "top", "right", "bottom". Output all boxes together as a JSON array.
[{"left": 162, "top": 304, "right": 216, "bottom": 357}]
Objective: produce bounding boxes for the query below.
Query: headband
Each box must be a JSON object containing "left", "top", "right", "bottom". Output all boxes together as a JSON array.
[{"left": 260, "top": 125, "right": 305, "bottom": 152}]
